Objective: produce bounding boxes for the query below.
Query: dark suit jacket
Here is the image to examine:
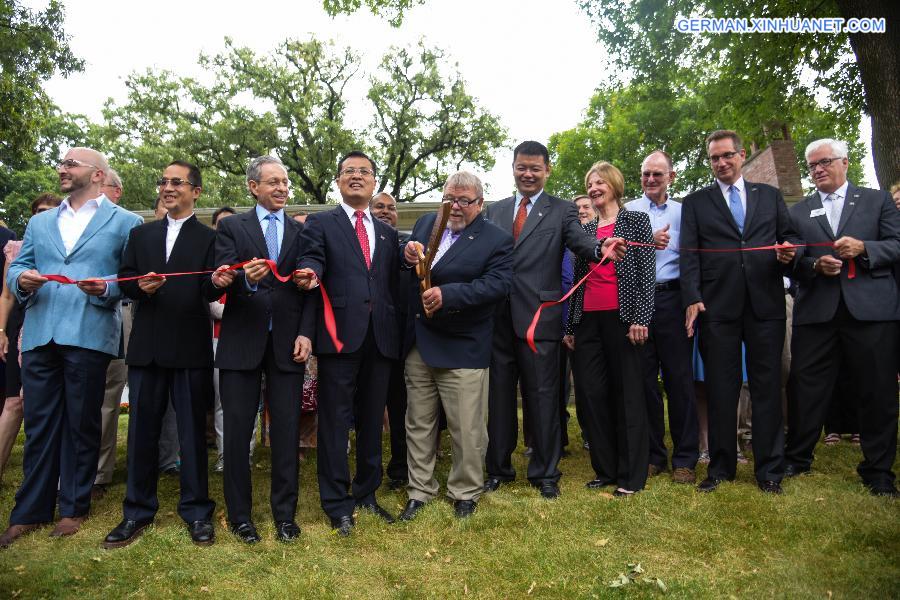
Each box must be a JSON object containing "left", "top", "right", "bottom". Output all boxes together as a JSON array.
[
  {"left": 680, "top": 180, "right": 800, "bottom": 321},
  {"left": 298, "top": 206, "right": 400, "bottom": 358},
  {"left": 483, "top": 192, "right": 597, "bottom": 340},
  {"left": 403, "top": 213, "right": 513, "bottom": 369},
  {"left": 120, "top": 216, "right": 222, "bottom": 368},
  {"left": 789, "top": 184, "right": 900, "bottom": 325},
  {"left": 215, "top": 207, "right": 311, "bottom": 372}
]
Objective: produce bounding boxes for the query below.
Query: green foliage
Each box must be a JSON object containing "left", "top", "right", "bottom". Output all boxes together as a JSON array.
[
  {"left": 321, "top": 0, "right": 425, "bottom": 26},
  {"left": 98, "top": 37, "right": 505, "bottom": 208}
]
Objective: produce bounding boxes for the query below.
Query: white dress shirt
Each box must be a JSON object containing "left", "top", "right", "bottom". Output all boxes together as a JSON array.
[
  {"left": 514, "top": 189, "right": 542, "bottom": 225},
  {"left": 58, "top": 194, "right": 106, "bottom": 255},
  {"left": 165, "top": 213, "right": 193, "bottom": 261},
  {"left": 340, "top": 202, "right": 376, "bottom": 256},
  {"left": 818, "top": 180, "right": 849, "bottom": 233},
  {"left": 716, "top": 176, "right": 747, "bottom": 216}
]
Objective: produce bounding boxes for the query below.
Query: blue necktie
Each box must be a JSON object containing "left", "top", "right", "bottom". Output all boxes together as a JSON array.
[
  {"left": 264, "top": 213, "right": 279, "bottom": 262},
  {"left": 728, "top": 185, "right": 744, "bottom": 233}
]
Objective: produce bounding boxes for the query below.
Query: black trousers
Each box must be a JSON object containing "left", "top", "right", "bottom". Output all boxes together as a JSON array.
[
  {"left": 700, "top": 311, "right": 785, "bottom": 483},
  {"left": 11, "top": 343, "right": 110, "bottom": 524},
  {"left": 558, "top": 346, "right": 572, "bottom": 450},
  {"left": 220, "top": 335, "right": 303, "bottom": 523},
  {"left": 571, "top": 311, "right": 649, "bottom": 491},
  {"left": 123, "top": 365, "right": 215, "bottom": 524},
  {"left": 824, "top": 360, "right": 859, "bottom": 435},
  {"left": 786, "top": 300, "right": 898, "bottom": 487},
  {"left": 640, "top": 288, "right": 699, "bottom": 470},
  {"left": 486, "top": 304, "right": 562, "bottom": 485},
  {"left": 316, "top": 322, "right": 391, "bottom": 519},
  {"left": 384, "top": 358, "right": 408, "bottom": 482}
]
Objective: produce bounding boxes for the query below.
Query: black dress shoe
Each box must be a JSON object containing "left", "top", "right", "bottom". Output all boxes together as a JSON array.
[
  {"left": 275, "top": 520, "right": 301, "bottom": 542},
  {"left": 330, "top": 515, "right": 355, "bottom": 537},
  {"left": 188, "top": 520, "right": 215, "bottom": 546},
  {"left": 483, "top": 477, "right": 503, "bottom": 492},
  {"left": 398, "top": 499, "right": 426, "bottom": 522},
  {"left": 538, "top": 482, "right": 560, "bottom": 499},
  {"left": 758, "top": 480, "right": 783, "bottom": 494},
  {"left": 586, "top": 479, "right": 614, "bottom": 489},
  {"left": 230, "top": 521, "right": 260, "bottom": 544},
  {"left": 102, "top": 518, "right": 153, "bottom": 549},
  {"left": 386, "top": 478, "right": 408, "bottom": 491},
  {"left": 868, "top": 484, "right": 899, "bottom": 498},
  {"left": 784, "top": 464, "right": 811, "bottom": 478},
  {"left": 357, "top": 501, "right": 396, "bottom": 524},
  {"left": 453, "top": 500, "right": 477, "bottom": 518},
  {"left": 697, "top": 477, "right": 725, "bottom": 493}
]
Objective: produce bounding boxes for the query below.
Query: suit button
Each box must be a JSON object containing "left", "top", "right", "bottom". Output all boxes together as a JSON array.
[
  {"left": 64, "top": 259, "right": 70, "bottom": 264},
  {"left": 415, "top": 313, "right": 420, "bottom": 319}
]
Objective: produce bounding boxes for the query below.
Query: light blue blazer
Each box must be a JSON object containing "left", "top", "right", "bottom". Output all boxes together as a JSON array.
[{"left": 7, "top": 197, "right": 143, "bottom": 356}]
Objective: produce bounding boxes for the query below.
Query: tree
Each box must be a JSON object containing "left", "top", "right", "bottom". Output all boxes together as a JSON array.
[
  {"left": 97, "top": 37, "right": 505, "bottom": 208},
  {"left": 0, "top": 0, "right": 83, "bottom": 234},
  {"left": 547, "top": 80, "right": 865, "bottom": 200},
  {"left": 578, "top": 0, "right": 898, "bottom": 188}
]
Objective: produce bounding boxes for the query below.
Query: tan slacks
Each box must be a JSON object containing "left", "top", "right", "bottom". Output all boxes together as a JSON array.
[
  {"left": 404, "top": 346, "right": 488, "bottom": 502},
  {"left": 95, "top": 302, "right": 132, "bottom": 485}
]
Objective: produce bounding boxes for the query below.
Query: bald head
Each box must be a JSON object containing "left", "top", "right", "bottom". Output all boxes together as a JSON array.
[
  {"left": 640, "top": 150, "right": 675, "bottom": 205},
  {"left": 59, "top": 147, "right": 109, "bottom": 204}
]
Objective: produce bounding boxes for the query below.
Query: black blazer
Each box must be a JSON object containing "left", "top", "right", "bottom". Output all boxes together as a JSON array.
[
  {"left": 680, "top": 180, "right": 800, "bottom": 321},
  {"left": 789, "top": 184, "right": 900, "bottom": 325},
  {"left": 403, "top": 213, "right": 513, "bottom": 369},
  {"left": 214, "top": 207, "right": 311, "bottom": 372},
  {"left": 298, "top": 206, "right": 400, "bottom": 358},
  {"left": 567, "top": 209, "right": 655, "bottom": 334},
  {"left": 120, "top": 216, "right": 222, "bottom": 368}
]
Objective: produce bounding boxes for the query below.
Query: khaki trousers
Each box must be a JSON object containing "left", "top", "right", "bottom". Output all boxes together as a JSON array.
[
  {"left": 96, "top": 302, "right": 133, "bottom": 485},
  {"left": 404, "top": 346, "right": 488, "bottom": 502}
]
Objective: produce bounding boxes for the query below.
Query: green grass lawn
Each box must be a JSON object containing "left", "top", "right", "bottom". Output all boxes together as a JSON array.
[{"left": 0, "top": 414, "right": 897, "bottom": 599}]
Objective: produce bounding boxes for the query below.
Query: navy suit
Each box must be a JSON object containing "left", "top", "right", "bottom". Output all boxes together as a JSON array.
[
  {"left": 403, "top": 213, "right": 514, "bottom": 367},
  {"left": 786, "top": 184, "right": 900, "bottom": 488},
  {"left": 680, "top": 180, "right": 799, "bottom": 484},
  {"left": 298, "top": 206, "right": 400, "bottom": 520}
]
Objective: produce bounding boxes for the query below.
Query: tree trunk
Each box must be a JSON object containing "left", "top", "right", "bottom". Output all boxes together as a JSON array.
[{"left": 836, "top": 0, "right": 900, "bottom": 189}]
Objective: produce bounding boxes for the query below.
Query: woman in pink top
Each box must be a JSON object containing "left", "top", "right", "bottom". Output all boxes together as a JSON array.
[{"left": 564, "top": 161, "right": 655, "bottom": 495}]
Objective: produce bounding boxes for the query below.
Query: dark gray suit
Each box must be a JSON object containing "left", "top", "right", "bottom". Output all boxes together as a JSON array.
[
  {"left": 482, "top": 192, "right": 597, "bottom": 485},
  {"left": 786, "top": 183, "right": 900, "bottom": 488}
]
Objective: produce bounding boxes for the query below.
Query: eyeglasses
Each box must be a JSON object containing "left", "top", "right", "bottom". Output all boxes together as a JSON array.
[
  {"left": 339, "top": 167, "right": 374, "bottom": 177},
  {"left": 255, "top": 178, "right": 291, "bottom": 188},
  {"left": 443, "top": 196, "right": 481, "bottom": 208},
  {"left": 641, "top": 171, "right": 667, "bottom": 179},
  {"left": 156, "top": 178, "right": 196, "bottom": 188},
  {"left": 708, "top": 151, "right": 739, "bottom": 163},
  {"left": 57, "top": 159, "right": 98, "bottom": 170},
  {"left": 807, "top": 157, "right": 842, "bottom": 171}
]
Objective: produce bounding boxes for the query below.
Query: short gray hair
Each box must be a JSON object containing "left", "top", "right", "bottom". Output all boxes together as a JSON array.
[
  {"left": 104, "top": 168, "right": 122, "bottom": 189},
  {"left": 443, "top": 171, "right": 483, "bottom": 198},
  {"left": 247, "top": 155, "right": 286, "bottom": 182},
  {"left": 805, "top": 139, "right": 849, "bottom": 161}
]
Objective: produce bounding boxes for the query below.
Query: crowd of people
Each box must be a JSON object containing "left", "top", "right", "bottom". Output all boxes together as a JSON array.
[{"left": 0, "top": 130, "right": 897, "bottom": 550}]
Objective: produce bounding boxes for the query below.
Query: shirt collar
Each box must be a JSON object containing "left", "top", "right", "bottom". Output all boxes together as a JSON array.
[
  {"left": 717, "top": 176, "right": 745, "bottom": 197},
  {"left": 818, "top": 180, "right": 849, "bottom": 202},
  {"left": 166, "top": 213, "right": 193, "bottom": 226},
  {"left": 641, "top": 193, "right": 669, "bottom": 209},
  {"left": 59, "top": 193, "right": 105, "bottom": 214},
  {"left": 255, "top": 203, "right": 284, "bottom": 222},
  {"left": 340, "top": 202, "right": 371, "bottom": 221},
  {"left": 516, "top": 189, "right": 543, "bottom": 203}
]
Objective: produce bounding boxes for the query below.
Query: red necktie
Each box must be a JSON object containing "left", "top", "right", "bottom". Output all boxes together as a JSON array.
[
  {"left": 354, "top": 210, "right": 371, "bottom": 269},
  {"left": 513, "top": 196, "right": 530, "bottom": 240}
]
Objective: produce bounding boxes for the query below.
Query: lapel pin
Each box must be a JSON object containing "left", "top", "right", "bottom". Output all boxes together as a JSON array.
[
  {"left": 380, "top": 235, "right": 385, "bottom": 240},
  {"left": 853, "top": 194, "right": 860, "bottom": 198},
  {"left": 538, "top": 212, "right": 543, "bottom": 217},
  {"left": 468, "top": 235, "right": 474, "bottom": 240}
]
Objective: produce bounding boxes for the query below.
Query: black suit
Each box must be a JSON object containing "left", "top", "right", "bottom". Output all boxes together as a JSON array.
[
  {"left": 680, "top": 179, "right": 799, "bottom": 483},
  {"left": 215, "top": 207, "right": 311, "bottom": 524},
  {"left": 386, "top": 232, "right": 412, "bottom": 484},
  {"left": 119, "top": 216, "right": 220, "bottom": 523},
  {"left": 298, "top": 206, "right": 400, "bottom": 520},
  {"left": 786, "top": 184, "right": 900, "bottom": 488}
]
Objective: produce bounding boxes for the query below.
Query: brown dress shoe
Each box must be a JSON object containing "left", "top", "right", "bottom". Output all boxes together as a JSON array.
[
  {"left": 672, "top": 467, "right": 697, "bottom": 484},
  {"left": 50, "top": 517, "right": 86, "bottom": 538},
  {"left": 0, "top": 524, "right": 43, "bottom": 549}
]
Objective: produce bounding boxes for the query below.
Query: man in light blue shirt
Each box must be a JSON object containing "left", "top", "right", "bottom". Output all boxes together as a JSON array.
[{"left": 624, "top": 150, "right": 699, "bottom": 484}]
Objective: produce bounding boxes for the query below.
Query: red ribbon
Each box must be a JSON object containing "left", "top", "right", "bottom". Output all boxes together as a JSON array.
[
  {"left": 526, "top": 240, "right": 854, "bottom": 353},
  {"left": 41, "top": 259, "right": 344, "bottom": 353}
]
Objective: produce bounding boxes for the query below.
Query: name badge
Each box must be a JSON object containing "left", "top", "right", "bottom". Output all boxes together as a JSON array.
[{"left": 809, "top": 208, "right": 826, "bottom": 218}]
